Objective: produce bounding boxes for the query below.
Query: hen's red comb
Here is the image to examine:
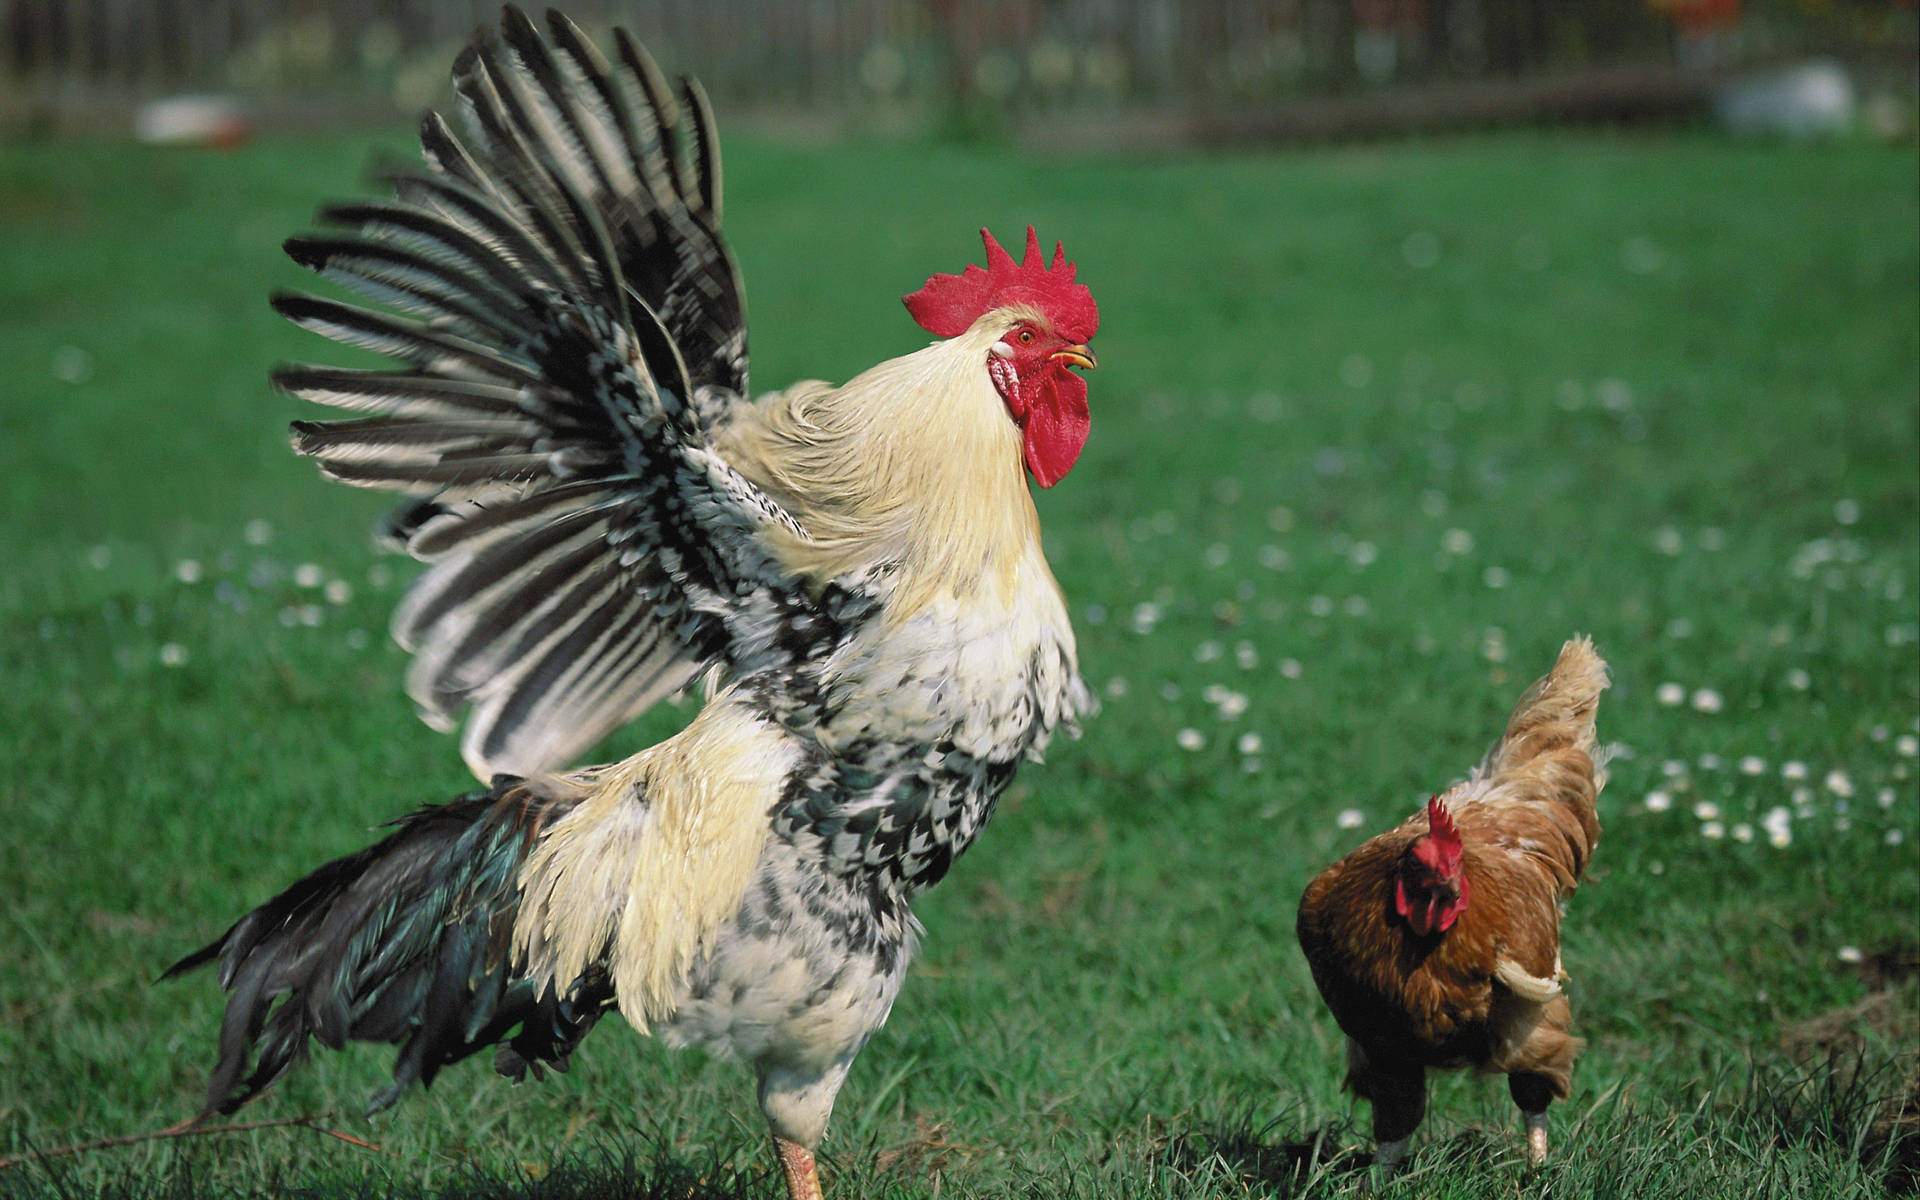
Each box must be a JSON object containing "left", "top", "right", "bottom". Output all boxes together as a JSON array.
[
  {"left": 904, "top": 227, "right": 1099, "bottom": 344},
  {"left": 1425, "top": 795, "right": 1464, "bottom": 867}
]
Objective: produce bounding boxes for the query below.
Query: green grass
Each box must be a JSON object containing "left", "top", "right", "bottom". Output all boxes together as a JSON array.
[{"left": 1, "top": 125, "right": 1915, "bottom": 1199}]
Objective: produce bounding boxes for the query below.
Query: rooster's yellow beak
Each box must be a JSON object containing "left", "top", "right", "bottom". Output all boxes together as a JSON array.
[{"left": 1050, "top": 345, "right": 1096, "bottom": 371}]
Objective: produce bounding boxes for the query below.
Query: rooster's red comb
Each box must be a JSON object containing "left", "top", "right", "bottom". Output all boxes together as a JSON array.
[{"left": 904, "top": 227, "right": 1098, "bottom": 345}]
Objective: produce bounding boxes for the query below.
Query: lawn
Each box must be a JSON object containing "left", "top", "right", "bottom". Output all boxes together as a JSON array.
[{"left": 0, "top": 120, "right": 1915, "bottom": 1199}]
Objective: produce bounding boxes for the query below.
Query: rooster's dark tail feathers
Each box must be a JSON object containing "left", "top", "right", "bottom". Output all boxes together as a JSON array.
[{"left": 164, "top": 774, "right": 610, "bottom": 1118}]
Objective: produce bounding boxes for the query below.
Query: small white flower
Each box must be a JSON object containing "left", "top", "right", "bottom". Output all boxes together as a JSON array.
[
  {"left": 345, "top": 629, "right": 371, "bottom": 650},
  {"left": 174, "top": 559, "right": 203, "bottom": 584},
  {"left": 1645, "top": 790, "right": 1673, "bottom": 812},
  {"left": 1871, "top": 725, "right": 1890, "bottom": 743},
  {"left": 324, "top": 579, "right": 353, "bottom": 605},
  {"left": 1350, "top": 541, "right": 1378, "bottom": 567},
  {"left": 1701, "top": 821, "right": 1725, "bottom": 839},
  {"left": 1234, "top": 641, "right": 1259, "bottom": 670},
  {"left": 1203, "top": 543, "right": 1231, "bottom": 568},
  {"left": 1691, "top": 688, "right": 1725, "bottom": 714},
  {"left": 1648, "top": 860, "right": 1666, "bottom": 875},
  {"left": 1158, "top": 683, "right": 1182, "bottom": 702},
  {"left": 1258, "top": 545, "right": 1290, "bottom": 570},
  {"left": 1694, "top": 801, "right": 1721, "bottom": 820},
  {"left": 1782, "top": 761, "right": 1809, "bottom": 781},
  {"left": 1214, "top": 692, "right": 1249, "bottom": 720},
  {"left": 1194, "top": 640, "right": 1223, "bottom": 663},
  {"left": 1785, "top": 668, "right": 1812, "bottom": 691},
  {"left": 1897, "top": 734, "right": 1919, "bottom": 758},
  {"left": 1768, "top": 828, "right": 1793, "bottom": 848},
  {"left": 1343, "top": 595, "right": 1370, "bottom": 617},
  {"left": 1656, "top": 682, "right": 1686, "bottom": 706},
  {"left": 1833, "top": 498, "right": 1860, "bottom": 525},
  {"left": 1483, "top": 566, "right": 1511, "bottom": 589},
  {"left": 1241, "top": 758, "right": 1264, "bottom": 774},
  {"left": 1878, "top": 787, "right": 1897, "bottom": 810},
  {"left": 1237, "top": 732, "right": 1264, "bottom": 756},
  {"left": 1886, "top": 829, "right": 1905, "bottom": 846},
  {"left": 1698, "top": 754, "right": 1723, "bottom": 771},
  {"left": 1837, "top": 945, "right": 1864, "bottom": 964},
  {"left": 1104, "top": 676, "right": 1129, "bottom": 699},
  {"left": 244, "top": 518, "right": 273, "bottom": 546},
  {"left": 1130, "top": 602, "right": 1162, "bottom": 634},
  {"left": 1739, "top": 756, "right": 1767, "bottom": 776},
  {"left": 1336, "top": 809, "right": 1366, "bottom": 829},
  {"left": 1653, "top": 527, "right": 1684, "bottom": 555},
  {"left": 1662, "top": 759, "right": 1688, "bottom": 777},
  {"left": 1083, "top": 603, "right": 1107, "bottom": 625},
  {"left": 1792, "top": 786, "right": 1815, "bottom": 807},
  {"left": 86, "top": 545, "right": 112, "bottom": 570},
  {"left": 158, "top": 643, "right": 188, "bottom": 667},
  {"left": 1308, "top": 595, "right": 1333, "bottom": 617},
  {"left": 1732, "top": 824, "right": 1754, "bottom": 843},
  {"left": 367, "top": 563, "right": 392, "bottom": 589},
  {"left": 294, "top": 563, "right": 325, "bottom": 588},
  {"left": 1279, "top": 658, "right": 1303, "bottom": 679},
  {"left": 1176, "top": 728, "right": 1205, "bottom": 751},
  {"left": 1825, "top": 770, "right": 1855, "bottom": 798},
  {"left": 1441, "top": 528, "right": 1475, "bottom": 555}
]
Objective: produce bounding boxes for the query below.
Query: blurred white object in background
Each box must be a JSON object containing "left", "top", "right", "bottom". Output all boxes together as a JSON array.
[
  {"left": 1715, "top": 60, "right": 1856, "bottom": 139},
  {"left": 134, "top": 95, "right": 251, "bottom": 148}
]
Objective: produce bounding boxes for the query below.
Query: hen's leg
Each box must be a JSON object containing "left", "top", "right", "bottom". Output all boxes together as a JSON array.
[
  {"left": 1364, "top": 1064, "right": 1428, "bottom": 1176},
  {"left": 1509, "top": 1072, "right": 1555, "bottom": 1165}
]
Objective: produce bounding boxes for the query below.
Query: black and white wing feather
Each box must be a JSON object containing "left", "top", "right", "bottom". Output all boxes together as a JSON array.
[{"left": 274, "top": 7, "right": 849, "bottom": 778}]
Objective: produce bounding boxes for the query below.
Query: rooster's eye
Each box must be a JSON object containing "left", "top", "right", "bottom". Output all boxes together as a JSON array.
[{"left": 1018, "top": 330, "right": 1033, "bottom": 344}]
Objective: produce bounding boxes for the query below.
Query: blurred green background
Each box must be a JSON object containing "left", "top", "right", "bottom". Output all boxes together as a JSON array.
[{"left": 1, "top": 2, "right": 1917, "bottom": 1198}]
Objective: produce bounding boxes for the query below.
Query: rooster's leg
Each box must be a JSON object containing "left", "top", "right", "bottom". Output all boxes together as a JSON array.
[
  {"left": 759, "top": 1059, "right": 850, "bottom": 1200},
  {"left": 1509, "top": 1072, "right": 1555, "bottom": 1165},
  {"left": 1365, "top": 1064, "right": 1427, "bottom": 1177},
  {"left": 773, "top": 1135, "right": 825, "bottom": 1200}
]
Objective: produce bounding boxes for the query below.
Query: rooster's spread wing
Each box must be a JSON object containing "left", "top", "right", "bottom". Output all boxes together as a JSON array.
[{"left": 275, "top": 8, "right": 855, "bottom": 778}]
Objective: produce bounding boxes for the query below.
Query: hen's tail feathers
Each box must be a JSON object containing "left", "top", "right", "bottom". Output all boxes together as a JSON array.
[
  {"left": 163, "top": 776, "right": 612, "bottom": 1119},
  {"left": 1473, "top": 635, "right": 1610, "bottom": 884}
]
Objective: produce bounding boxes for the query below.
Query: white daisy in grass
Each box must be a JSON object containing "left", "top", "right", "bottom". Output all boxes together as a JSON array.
[
  {"left": 1279, "top": 658, "right": 1303, "bottom": 680},
  {"left": 244, "top": 518, "right": 273, "bottom": 545},
  {"left": 1739, "top": 756, "right": 1768, "bottom": 776},
  {"left": 1237, "top": 733, "right": 1264, "bottom": 756},
  {"left": 1656, "top": 682, "right": 1686, "bottom": 707},
  {"left": 324, "top": 579, "right": 353, "bottom": 605},
  {"left": 1785, "top": 668, "right": 1812, "bottom": 690},
  {"left": 293, "top": 563, "right": 324, "bottom": 588},
  {"left": 1886, "top": 829, "right": 1905, "bottom": 846},
  {"left": 1691, "top": 688, "right": 1725, "bottom": 714},
  {"left": 1732, "top": 824, "right": 1754, "bottom": 843},
  {"left": 1825, "top": 770, "right": 1855, "bottom": 798},
  {"left": 1897, "top": 735, "right": 1919, "bottom": 758},
  {"left": 1693, "top": 801, "right": 1721, "bottom": 820},
  {"left": 1782, "top": 761, "right": 1809, "bottom": 781},
  {"left": 175, "top": 559, "right": 203, "bottom": 584},
  {"left": 158, "top": 643, "right": 188, "bottom": 667},
  {"left": 1698, "top": 754, "right": 1723, "bottom": 771},
  {"left": 1700, "top": 821, "right": 1725, "bottom": 840},
  {"left": 1336, "top": 809, "right": 1366, "bottom": 830},
  {"left": 1645, "top": 790, "right": 1673, "bottom": 813},
  {"left": 1662, "top": 760, "right": 1688, "bottom": 778},
  {"left": 1175, "top": 729, "right": 1205, "bottom": 752},
  {"left": 1837, "top": 946, "right": 1864, "bottom": 964}
]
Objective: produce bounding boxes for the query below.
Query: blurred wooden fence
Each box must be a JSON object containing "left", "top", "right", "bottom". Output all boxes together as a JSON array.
[{"left": 1, "top": 0, "right": 1911, "bottom": 130}]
